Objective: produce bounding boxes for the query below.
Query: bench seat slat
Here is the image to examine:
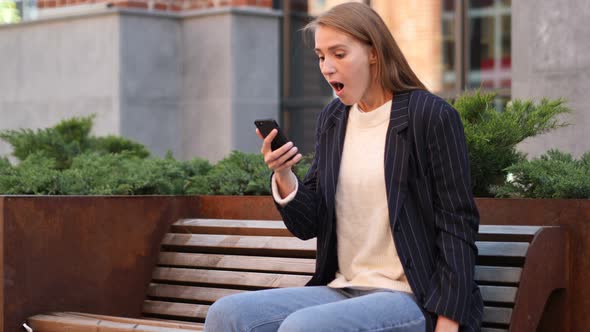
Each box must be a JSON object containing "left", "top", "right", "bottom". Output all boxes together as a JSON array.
[
  {"left": 158, "top": 252, "right": 315, "bottom": 274},
  {"left": 479, "top": 285, "right": 517, "bottom": 304},
  {"left": 147, "top": 283, "right": 244, "bottom": 303},
  {"left": 483, "top": 306, "right": 512, "bottom": 325},
  {"left": 143, "top": 300, "right": 209, "bottom": 321},
  {"left": 153, "top": 267, "right": 312, "bottom": 289},
  {"left": 475, "top": 266, "right": 522, "bottom": 283},
  {"left": 63, "top": 312, "right": 203, "bottom": 330},
  {"left": 28, "top": 312, "right": 200, "bottom": 331}
]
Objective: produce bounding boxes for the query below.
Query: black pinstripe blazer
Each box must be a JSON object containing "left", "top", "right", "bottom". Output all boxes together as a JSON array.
[{"left": 274, "top": 89, "right": 483, "bottom": 331}]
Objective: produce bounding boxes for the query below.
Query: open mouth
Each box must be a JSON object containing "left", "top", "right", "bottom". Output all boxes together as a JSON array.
[{"left": 330, "top": 81, "right": 344, "bottom": 93}]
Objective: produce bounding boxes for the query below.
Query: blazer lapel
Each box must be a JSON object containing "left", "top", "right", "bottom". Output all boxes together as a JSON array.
[
  {"left": 384, "top": 91, "right": 411, "bottom": 225},
  {"left": 320, "top": 104, "right": 349, "bottom": 219}
]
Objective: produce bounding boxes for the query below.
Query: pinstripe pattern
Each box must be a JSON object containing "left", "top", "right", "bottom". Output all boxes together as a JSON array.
[{"left": 275, "top": 89, "right": 483, "bottom": 332}]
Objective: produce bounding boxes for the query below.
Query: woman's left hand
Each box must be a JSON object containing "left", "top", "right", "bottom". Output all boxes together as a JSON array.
[{"left": 434, "top": 315, "right": 459, "bottom": 332}]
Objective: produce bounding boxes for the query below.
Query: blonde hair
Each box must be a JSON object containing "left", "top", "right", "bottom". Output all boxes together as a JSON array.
[{"left": 303, "top": 2, "right": 426, "bottom": 92}]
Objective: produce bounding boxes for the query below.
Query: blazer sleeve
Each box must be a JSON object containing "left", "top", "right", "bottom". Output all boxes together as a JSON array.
[
  {"left": 422, "top": 103, "right": 480, "bottom": 324},
  {"left": 272, "top": 109, "right": 326, "bottom": 240}
]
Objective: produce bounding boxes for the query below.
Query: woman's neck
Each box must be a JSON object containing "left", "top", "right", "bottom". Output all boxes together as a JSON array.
[{"left": 357, "top": 83, "right": 393, "bottom": 112}]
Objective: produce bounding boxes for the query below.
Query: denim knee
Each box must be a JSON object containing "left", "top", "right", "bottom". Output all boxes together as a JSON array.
[
  {"left": 204, "top": 296, "right": 237, "bottom": 331},
  {"left": 205, "top": 294, "right": 285, "bottom": 332},
  {"left": 276, "top": 312, "right": 307, "bottom": 332}
]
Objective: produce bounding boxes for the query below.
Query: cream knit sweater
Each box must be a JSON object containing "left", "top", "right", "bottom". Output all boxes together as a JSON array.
[{"left": 273, "top": 100, "right": 411, "bottom": 293}]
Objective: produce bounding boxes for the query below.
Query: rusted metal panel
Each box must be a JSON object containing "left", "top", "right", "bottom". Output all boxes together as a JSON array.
[
  {"left": 0, "top": 196, "right": 200, "bottom": 332},
  {"left": 196, "top": 195, "right": 282, "bottom": 220}
]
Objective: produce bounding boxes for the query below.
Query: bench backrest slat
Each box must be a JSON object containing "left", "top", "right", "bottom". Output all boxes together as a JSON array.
[
  {"left": 153, "top": 267, "right": 312, "bottom": 289},
  {"left": 483, "top": 306, "right": 513, "bottom": 325},
  {"left": 481, "top": 328, "right": 509, "bottom": 332},
  {"left": 143, "top": 300, "right": 209, "bottom": 321},
  {"left": 147, "top": 283, "right": 244, "bottom": 303},
  {"left": 158, "top": 252, "right": 316, "bottom": 274},
  {"left": 474, "top": 266, "right": 522, "bottom": 284},
  {"left": 479, "top": 285, "right": 518, "bottom": 303},
  {"left": 476, "top": 242, "right": 529, "bottom": 258}
]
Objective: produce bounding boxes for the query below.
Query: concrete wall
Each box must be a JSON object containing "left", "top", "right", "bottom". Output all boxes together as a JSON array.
[
  {"left": 0, "top": 13, "right": 121, "bottom": 158},
  {"left": 513, "top": 0, "right": 590, "bottom": 158},
  {"left": 230, "top": 11, "right": 280, "bottom": 157},
  {"left": 0, "top": 7, "right": 281, "bottom": 161},
  {"left": 119, "top": 13, "right": 182, "bottom": 157},
  {"left": 181, "top": 8, "right": 280, "bottom": 162}
]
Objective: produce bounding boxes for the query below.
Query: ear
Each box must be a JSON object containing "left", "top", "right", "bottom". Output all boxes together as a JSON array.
[{"left": 369, "top": 47, "right": 378, "bottom": 64}]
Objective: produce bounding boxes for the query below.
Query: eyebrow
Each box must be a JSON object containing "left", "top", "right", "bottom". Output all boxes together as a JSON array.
[{"left": 314, "top": 44, "right": 348, "bottom": 53}]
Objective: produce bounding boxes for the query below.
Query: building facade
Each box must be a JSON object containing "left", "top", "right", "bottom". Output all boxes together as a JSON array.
[{"left": 1, "top": 0, "right": 588, "bottom": 160}]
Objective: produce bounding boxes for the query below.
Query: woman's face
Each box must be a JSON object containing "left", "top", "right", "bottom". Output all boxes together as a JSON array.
[{"left": 314, "top": 25, "right": 375, "bottom": 106}]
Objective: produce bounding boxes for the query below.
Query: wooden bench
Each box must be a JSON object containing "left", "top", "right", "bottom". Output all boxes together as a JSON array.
[{"left": 27, "top": 219, "right": 568, "bottom": 332}]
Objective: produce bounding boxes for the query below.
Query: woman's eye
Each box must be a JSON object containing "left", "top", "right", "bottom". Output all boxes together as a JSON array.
[
  {"left": 318, "top": 56, "right": 325, "bottom": 61},
  {"left": 335, "top": 54, "right": 345, "bottom": 59}
]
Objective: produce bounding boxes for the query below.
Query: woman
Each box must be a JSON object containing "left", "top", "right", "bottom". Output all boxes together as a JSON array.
[{"left": 204, "top": 3, "right": 483, "bottom": 332}]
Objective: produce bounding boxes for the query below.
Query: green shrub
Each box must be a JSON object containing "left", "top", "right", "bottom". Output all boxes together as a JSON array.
[
  {"left": 184, "top": 151, "right": 314, "bottom": 196},
  {"left": 492, "top": 150, "right": 590, "bottom": 199},
  {"left": 293, "top": 153, "right": 313, "bottom": 180},
  {"left": 0, "top": 116, "right": 213, "bottom": 195},
  {"left": 0, "top": 157, "right": 11, "bottom": 174},
  {"left": 186, "top": 151, "right": 271, "bottom": 195},
  {"left": 0, "top": 153, "right": 61, "bottom": 195},
  {"left": 90, "top": 135, "right": 150, "bottom": 158},
  {"left": 454, "top": 91, "right": 571, "bottom": 196},
  {"left": 0, "top": 115, "right": 149, "bottom": 170},
  {"left": 0, "top": 152, "right": 212, "bottom": 196}
]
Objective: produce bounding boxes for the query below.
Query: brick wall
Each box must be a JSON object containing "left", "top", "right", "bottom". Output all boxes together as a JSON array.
[{"left": 37, "top": 0, "right": 274, "bottom": 11}]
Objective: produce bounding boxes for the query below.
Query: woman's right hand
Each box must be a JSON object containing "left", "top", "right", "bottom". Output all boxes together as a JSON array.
[{"left": 256, "top": 128, "right": 302, "bottom": 197}]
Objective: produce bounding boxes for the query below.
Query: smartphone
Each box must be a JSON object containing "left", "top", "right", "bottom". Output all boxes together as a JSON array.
[{"left": 254, "top": 119, "right": 291, "bottom": 151}]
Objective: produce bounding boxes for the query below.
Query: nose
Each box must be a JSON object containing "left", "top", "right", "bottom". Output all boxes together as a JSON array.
[{"left": 321, "top": 58, "right": 335, "bottom": 76}]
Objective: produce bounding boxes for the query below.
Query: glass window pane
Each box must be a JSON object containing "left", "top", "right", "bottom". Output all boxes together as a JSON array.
[
  {"left": 443, "top": 0, "right": 454, "bottom": 11},
  {"left": 467, "top": 0, "right": 511, "bottom": 90},
  {"left": 470, "top": 0, "right": 494, "bottom": 9},
  {"left": 469, "top": 16, "right": 495, "bottom": 88},
  {"left": 500, "top": 14, "right": 511, "bottom": 89},
  {"left": 441, "top": 2, "right": 456, "bottom": 91}
]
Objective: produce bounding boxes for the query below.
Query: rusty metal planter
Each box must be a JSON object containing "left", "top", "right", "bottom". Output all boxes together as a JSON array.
[
  {"left": 0, "top": 196, "right": 201, "bottom": 332},
  {"left": 0, "top": 195, "right": 587, "bottom": 331}
]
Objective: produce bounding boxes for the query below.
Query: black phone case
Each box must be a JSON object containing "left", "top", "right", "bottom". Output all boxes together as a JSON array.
[{"left": 254, "top": 119, "right": 290, "bottom": 151}]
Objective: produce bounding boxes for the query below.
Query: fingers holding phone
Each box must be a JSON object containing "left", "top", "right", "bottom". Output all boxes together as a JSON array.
[{"left": 254, "top": 120, "right": 302, "bottom": 174}]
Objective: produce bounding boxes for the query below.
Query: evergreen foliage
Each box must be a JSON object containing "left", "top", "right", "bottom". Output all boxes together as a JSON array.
[
  {"left": 453, "top": 91, "right": 571, "bottom": 196},
  {"left": 0, "top": 115, "right": 149, "bottom": 170},
  {"left": 493, "top": 150, "right": 590, "bottom": 199},
  {"left": 0, "top": 89, "right": 575, "bottom": 198},
  {"left": 0, "top": 116, "right": 313, "bottom": 196}
]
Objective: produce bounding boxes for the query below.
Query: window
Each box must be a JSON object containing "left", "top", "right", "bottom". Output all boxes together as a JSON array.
[{"left": 441, "top": 0, "right": 511, "bottom": 98}]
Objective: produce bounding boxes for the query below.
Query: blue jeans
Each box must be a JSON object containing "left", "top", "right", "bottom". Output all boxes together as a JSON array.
[{"left": 204, "top": 286, "right": 426, "bottom": 332}]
